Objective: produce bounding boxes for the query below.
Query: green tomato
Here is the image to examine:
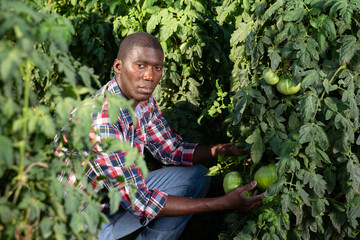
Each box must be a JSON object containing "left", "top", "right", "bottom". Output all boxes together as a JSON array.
[
  {"left": 276, "top": 76, "right": 301, "bottom": 95},
  {"left": 254, "top": 163, "right": 278, "bottom": 191},
  {"left": 262, "top": 68, "right": 279, "bottom": 85},
  {"left": 223, "top": 171, "right": 243, "bottom": 193}
]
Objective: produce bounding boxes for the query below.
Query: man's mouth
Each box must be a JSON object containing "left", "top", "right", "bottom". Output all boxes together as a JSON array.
[{"left": 138, "top": 86, "right": 153, "bottom": 94}]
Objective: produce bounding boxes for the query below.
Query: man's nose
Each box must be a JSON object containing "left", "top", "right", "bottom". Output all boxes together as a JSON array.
[{"left": 143, "top": 67, "right": 154, "bottom": 81}]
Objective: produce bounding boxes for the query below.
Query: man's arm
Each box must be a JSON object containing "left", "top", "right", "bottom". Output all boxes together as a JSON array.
[
  {"left": 192, "top": 143, "right": 249, "bottom": 164},
  {"left": 158, "top": 181, "right": 263, "bottom": 217}
]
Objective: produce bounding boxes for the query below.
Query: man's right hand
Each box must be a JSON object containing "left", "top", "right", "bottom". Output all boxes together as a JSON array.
[{"left": 221, "top": 180, "right": 264, "bottom": 212}]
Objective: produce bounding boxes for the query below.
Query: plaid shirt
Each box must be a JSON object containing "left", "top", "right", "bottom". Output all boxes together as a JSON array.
[{"left": 57, "top": 77, "right": 198, "bottom": 225}]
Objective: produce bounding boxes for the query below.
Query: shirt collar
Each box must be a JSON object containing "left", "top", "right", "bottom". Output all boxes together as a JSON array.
[{"left": 106, "top": 77, "right": 144, "bottom": 124}]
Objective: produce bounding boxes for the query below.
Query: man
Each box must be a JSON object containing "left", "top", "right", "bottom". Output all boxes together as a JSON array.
[{"left": 60, "top": 32, "right": 264, "bottom": 240}]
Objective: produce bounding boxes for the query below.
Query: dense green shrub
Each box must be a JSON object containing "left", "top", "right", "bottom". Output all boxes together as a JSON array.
[
  {"left": 212, "top": 0, "right": 360, "bottom": 239},
  {"left": 1, "top": 0, "right": 359, "bottom": 239}
]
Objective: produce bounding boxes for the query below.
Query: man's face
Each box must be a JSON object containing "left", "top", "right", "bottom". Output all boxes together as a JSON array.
[{"left": 114, "top": 46, "right": 164, "bottom": 106}]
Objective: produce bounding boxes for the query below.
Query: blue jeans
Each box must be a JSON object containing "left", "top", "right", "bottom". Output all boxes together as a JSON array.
[{"left": 98, "top": 164, "right": 210, "bottom": 240}]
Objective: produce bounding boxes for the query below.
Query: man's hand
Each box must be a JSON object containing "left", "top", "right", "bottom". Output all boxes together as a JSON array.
[
  {"left": 221, "top": 180, "right": 264, "bottom": 212},
  {"left": 158, "top": 180, "right": 264, "bottom": 217},
  {"left": 211, "top": 143, "right": 249, "bottom": 158},
  {"left": 193, "top": 143, "right": 249, "bottom": 164}
]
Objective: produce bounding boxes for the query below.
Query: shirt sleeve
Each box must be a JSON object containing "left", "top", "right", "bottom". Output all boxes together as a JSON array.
[
  {"left": 145, "top": 97, "right": 199, "bottom": 166},
  {"left": 55, "top": 115, "right": 168, "bottom": 223},
  {"left": 91, "top": 124, "right": 168, "bottom": 224}
]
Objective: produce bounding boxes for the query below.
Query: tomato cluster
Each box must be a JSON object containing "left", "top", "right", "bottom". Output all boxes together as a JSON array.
[
  {"left": 223, "top": 164, "right": 278, "bottom": 193},
  {"left": 262, "top": 68, "right": 301, "bottom": 95}
]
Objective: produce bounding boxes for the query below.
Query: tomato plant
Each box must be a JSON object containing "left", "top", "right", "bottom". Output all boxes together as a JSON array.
[
  {"left": 214, "top": 0, "right": 360, "bottom": 239},
  {"left": 2, "top": 0, "right": 360, "bottom": 239}
]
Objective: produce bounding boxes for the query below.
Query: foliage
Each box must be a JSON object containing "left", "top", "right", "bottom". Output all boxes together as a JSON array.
[
  {"left": 0, "top": 0, "right": 143, "bottom": 239},
  {"left": 2, "top": 0, "right": 360, "bottom": 239},
  {"left": 213, "top": 0, "right": 360, "bottom": 239}
]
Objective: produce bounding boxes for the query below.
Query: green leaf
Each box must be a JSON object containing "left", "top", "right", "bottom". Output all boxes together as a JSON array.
[
  {"left": 207, "top": 163, "right": 222, "bottom": 176},
  {"left": 0, "top": 47, "right": 22, "bottom": 81},
  {"left": 160, "top": 16, "right": 178, "bottom": 41},
  {"left": 142, "top": 0, "right": 157, "bottom": 10},
  {"left": 346, "top": 195, "right": 360, "bottom": 228},
  {"left": 296, "top": 182, "right": 311, "bottom": 206},
  {"left": 39, "top": 114, "right": 56, "bottom": 137},
  {"left": 268, "top": 46, "right": 281, "bottom": 71},
  {"left": 78, "top": 66, "right": 93, "bottom": 88},
  {"left": 347, "top": 160, "right": 360, "bottom": 193},
  {"left": 83, "top": 202, "right": 100, "bottom": 233},
  {"left": 311, "top": 198, "right": 328, "bottom": 217},
  {"left": 315, "top": 147, "right": 331, "bottom": 164},
  {"left": 70, "top": 213, "right": 84, "bottom": 234},
  {"left": 280, "top": 192, "right": 291, "bottom": 214},
  {"left": 2, "top": 98, "right": 15, "bottom": 119},
  {"left": 329, "top": 0, "right": 355, "bottom": 25},
  {"left": 65, "top": 190, "right": 79, "bottom": 215},
  {"left": 329, "top": 210, "right": 347, "bottom": 233},
  {"left": 293, "top": 37, "right": 319, "bottom": 67},
  {"left": 245, "top": 128, "right": 265, "bottom": 165},
  {"left": 284, "top": 9, "right": 306, "bottom": 22},
  {"left": 55, "top": 97, "right": 79, "bottom": 124},
  {"left": 108, "top": 189, "right": 122, "bottom": 215},
  {"left": 277, "top": 156, "right": 299, "bottom": 176},
  {"left": 279, "top": 139, "right": 297, "bottom": 157},
  {"left": 0, "top": 135, "right": 13, "bottom": 167},
  {"left": 337, "top": 35, "right": 360, "bottom": 64},
  {"left": 320, "top": 16, "right": 336, "bottom": 38},
  {"left": 324, "top": 167, "right": 336, "bottom": 194},
  {"left": 308, "top": 172, "right": 326, "bottom": 197},
  {"left": 216, "top": 0, "right": 237, "bottom": 25},
  {"left": 298, "top": 94, "right": 318, "bottom": 122},
  {"left": 230, "top": 23, "right": 252, "bottom": 46},
  {"left": 263, "top": 2, "right": 280, "bottom": 21},
  {"left": 233, "top": 90, "right": 247, "bottom": 125},
  {"left": 266, "top": 176, "right": 286, "bottom": 196},
  {"left": 147, "top": 13, "right": 162, "bottom": 33},
  {"left": 302, "top": 70, "right": 320, "bottom": 89},
  {"left": 40, "top": 217, "right": 54, "bottom": 239}
]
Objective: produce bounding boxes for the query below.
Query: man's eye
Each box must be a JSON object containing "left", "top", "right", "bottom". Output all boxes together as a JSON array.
[
  {"left": 155, "top": 66, "right": 162, "bottom": 71},
  {"left": 137, "top": 64, "right": 145, "bottom": 68}
]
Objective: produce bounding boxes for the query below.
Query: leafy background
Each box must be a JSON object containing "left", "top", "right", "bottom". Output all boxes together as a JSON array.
[{"left": 0, "top": 0, "right": 359, "bottom": 239}]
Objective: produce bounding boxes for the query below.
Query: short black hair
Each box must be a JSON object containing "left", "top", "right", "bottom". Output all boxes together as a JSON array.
[{"left": 116, "top": 32, "right": 163, "bottom": 61}]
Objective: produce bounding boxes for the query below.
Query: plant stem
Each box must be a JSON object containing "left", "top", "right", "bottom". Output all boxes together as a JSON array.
[
  {"left": 313, "top": 64, "right": 347, "bottom": 122},
  {"left": 13, "top": 60, "right": 31, "bottom": 204},
  {"left": 320, "top": 64, "right": 346, "bottom": 101}
]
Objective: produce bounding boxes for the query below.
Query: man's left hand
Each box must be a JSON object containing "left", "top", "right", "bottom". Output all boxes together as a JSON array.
[{"left": 211, "top": 143, "right": 250, "bottom": 158}]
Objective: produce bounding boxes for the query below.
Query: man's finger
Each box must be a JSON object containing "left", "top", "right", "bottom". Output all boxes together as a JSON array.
[
  {"left": 250, "top": 192, "right": 265, "bottom": 202},
  {"left": 241, "top": 180, "right": 258, "bottom": 193}
]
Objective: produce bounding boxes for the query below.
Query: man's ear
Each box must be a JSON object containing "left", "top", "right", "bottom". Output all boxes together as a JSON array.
[{"left": 114, "top": 59, "right": 122, "bottom": 73}]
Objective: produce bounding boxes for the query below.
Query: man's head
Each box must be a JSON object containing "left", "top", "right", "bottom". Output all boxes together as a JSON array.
[
  {"left": 116, "top": 32, "right": 164, "bottom": 61},
  {"left": 113, "top": 32, "right": 164, "bottom": 108}
]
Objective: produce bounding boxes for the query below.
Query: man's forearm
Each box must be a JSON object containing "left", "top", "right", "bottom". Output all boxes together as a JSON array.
[
  {"left": 157, "top": 195, "right": 226, "bottom": 217},
  {"left": 192, "top": 145, "right": 216, "bottom": 164}
]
